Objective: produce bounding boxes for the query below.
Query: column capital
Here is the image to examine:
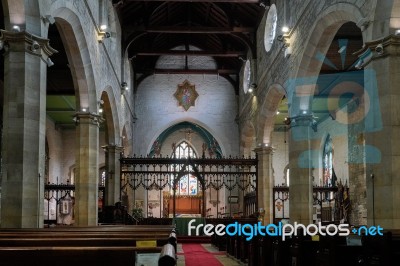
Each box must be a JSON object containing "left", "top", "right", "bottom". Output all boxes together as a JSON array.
[
  {"left": 287, "top": 114, "right": 317, "bottom": 132},
  {"left": 254, "top": 145, "right": 274, "bottom": 155},
  {"left": 355, "top": 34, "right": 400, "bottom": 64},
  {"left": 102, "top": 144, "right": 124, "bottom": 152},
  {"left": 0, "top": 29, "right": 57, "bottom": 57},
  {"left": 74, "top": 112, "right": 104, "bottom": 127}
]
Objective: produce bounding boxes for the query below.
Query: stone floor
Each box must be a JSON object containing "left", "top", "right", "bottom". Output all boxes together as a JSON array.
[{"left": 176, "top": 243, "right": 242, "bottom": 266}]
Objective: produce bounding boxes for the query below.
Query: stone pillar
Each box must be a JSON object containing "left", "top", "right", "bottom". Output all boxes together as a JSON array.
[
  {"left": 254, "top": 146, "right": 273, "bottom": 225},
  {"left": 74, "top": 112, "right": 101, "bottom": 226},
  {"left": 103, "top": 145, "right": 123, "bottom": 206},
  {"left": 288, "top": 115, "right": 314, "bottom": 225},
  {"left": 0, "top": 30, "right": 56, "bottom": 228},
  {"left": 363, "top": 36, "right": 400, "bottom": 228}
]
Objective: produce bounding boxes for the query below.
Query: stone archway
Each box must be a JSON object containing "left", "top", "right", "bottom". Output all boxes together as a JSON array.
[
  {"left": 257, "top": 83, "right": 286, "bottom": 145},
  {"left": 288, "top": 5, "right": 366, "bottom": 224},
  {"left": 51, "top": 7, "right": 99, "bottom": 226},
  {"left": 100, "top": 90, "right": 123, "bottom": 206},
  {"left": 240, "top": 120, "right": 256, "bottom": 157}
]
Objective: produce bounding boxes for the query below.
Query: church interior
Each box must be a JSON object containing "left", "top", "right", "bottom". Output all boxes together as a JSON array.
[{"left": 0, "top": 0, "right": 399, "bottom": 265}]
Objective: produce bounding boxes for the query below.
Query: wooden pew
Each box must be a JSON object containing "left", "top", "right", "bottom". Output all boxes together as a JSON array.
[
  {"left": 206, "top": 217, "right": 257, "bottom": 256},
  {"left": 0, "top": 246, "right": 160, "bottom": 266},
  {"left": 290, "top": 234, "right": 319, "bottom": 266},
  {"left": 0, "top": 225, "right": 175, "bottom": 266},
  {"left": 315, "top": 229, "right": 400, "bottom": 266}
]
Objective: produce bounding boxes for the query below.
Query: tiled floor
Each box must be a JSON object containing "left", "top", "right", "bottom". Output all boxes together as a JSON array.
[{"left": 176, "top": 243, "right": 241, "bottom": 266}]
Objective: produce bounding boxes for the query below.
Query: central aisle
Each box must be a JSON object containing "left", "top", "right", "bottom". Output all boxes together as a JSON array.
[{"left": 177, "top": 243, "right": 240, "bottom": 266}]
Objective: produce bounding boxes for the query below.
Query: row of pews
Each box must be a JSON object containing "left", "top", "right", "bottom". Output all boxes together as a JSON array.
[
  {"left": 0, "top": 225, "right": 177, "bottom": 266},
  {"left": 209, "top": 219, "right": 400, "bottom": 266}
]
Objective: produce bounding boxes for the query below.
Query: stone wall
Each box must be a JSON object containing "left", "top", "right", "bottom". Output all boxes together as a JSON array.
[
  {"left": 271, "top": 131, "right": 289, "bottom": 186},
  {"left": 134, "top": 73, "right": 239, "bottom": 156}
]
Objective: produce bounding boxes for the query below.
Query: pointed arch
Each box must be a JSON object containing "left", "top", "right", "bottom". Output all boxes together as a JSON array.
[
  {"left": 148, "top": 121, "right": 223, "bottom": 158},
  {"left": 51, "top": 8, "right": 98, "bottom": 111},
  {"left": 294, "top": 4, "right": 365, "bottom": 79},
  {"left": 240, "top": 120, "right": 255, "bottom": 157},
  {"left": 100, "top": 88, "right": 120, "bottom": 145},
  {"left": 257, "top": 83, "right": 286, "bottom": 145}
]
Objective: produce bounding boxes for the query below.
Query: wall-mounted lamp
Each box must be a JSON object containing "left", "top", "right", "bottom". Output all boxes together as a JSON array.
[
  {"left": 81, "top": 108, "right": 87, "bottom": 112},
  {"left": 100, "top": 24, "right": 107, "bottom": 31},
  {"left": 121, "top": 82, "right": 129, "bottom": 94},
  {"left": 354, "top": 59, "right": 364, "bottom": 69},
  {"left": 375, "top": 43, "right": 384, "bottom": 55},
  {"left": 395, "top": 29, "right": 400, "bottom": 36},
  {"left": 98, "top": 99, "right": 104, "bottom": 114},
  {"left": 42, "top": 15, "right": 55, "bottom": 25},
  {"left": 277, "top": 29, "right": 291, "bottom": 57},
  {"left": 12, "top": 25, "right": 21, "bottom": 32},
  {"left": 282, "top": 26, "right": 290, "bottom": 34},
  {"left": 310, "top": 119, "right": 318, "bottom": 132},
  {"left": 46, "top": 58, "right": 54, "bottom": 67},
  {"left": 338, "top": 45, "right": 347, "bottom": 53},
  {"left": 284, "top": 46, "right": 292, "bottom": 58},
  {"left": 248, "top": 83, "right": 257, "bottom": 93},
  {"left": 97, "top": 31, "right": 111, "bottom": 42},
  {"left": 31, "top": 41, "right": 40, "bottom": 52}
]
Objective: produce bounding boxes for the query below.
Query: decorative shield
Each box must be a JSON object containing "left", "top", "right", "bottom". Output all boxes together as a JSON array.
[{"left": 174, "top": 80, "right": 198, "bottom": 111}]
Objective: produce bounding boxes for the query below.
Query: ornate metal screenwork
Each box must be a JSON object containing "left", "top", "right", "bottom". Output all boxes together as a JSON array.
[
  {"left": 120, "top": 155, "right": 258, "bottom": 218},
  {"left": 44, "top": 182, "right": 105, "bottom": 225},
  {"left": 273, "top": 184, "right": 347, "bottom": 224}
]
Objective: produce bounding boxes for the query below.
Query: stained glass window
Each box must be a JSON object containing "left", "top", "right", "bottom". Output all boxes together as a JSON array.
[
  {"left": 171, "top": 141, "right": 199, "bottom": 195},
  {"left": 323, "top": 135, "right": 334, "bottom": 187}
]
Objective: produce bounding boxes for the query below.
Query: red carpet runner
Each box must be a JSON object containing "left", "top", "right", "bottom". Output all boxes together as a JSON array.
[{"left": 181, "top": 244, "right": 224, "bottom": 266}]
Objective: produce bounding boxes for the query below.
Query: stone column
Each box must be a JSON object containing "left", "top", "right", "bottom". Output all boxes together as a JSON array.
[
  {"left": 74, "top": 112, "right": 101, "bottom": 226},
  {"left": 362, "top": 36, "right": 400, "bottom": 228},
  {"left": 288, "top": 115, "right": 314, "bottom": 225},
  {"left": 254, "top": 146, "right": 273, "bottom": 225},
  {"left": 0, "top": 30, "right": 56, "bottom": 228},
  {"left": 103, "top": 145, "right": 123, "bottom": 206}
]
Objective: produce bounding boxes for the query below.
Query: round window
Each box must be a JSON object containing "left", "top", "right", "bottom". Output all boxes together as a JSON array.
[
  {"left": 243, "top": 59, "right": 251, "bottom": 94},
  {"left": 264, "top": 4, "right": 277, "bottom": 52}
]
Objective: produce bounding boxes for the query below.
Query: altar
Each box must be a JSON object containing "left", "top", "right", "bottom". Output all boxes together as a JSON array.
[{"left": 173, "top": 216, "right": 205, "bottom": 236}]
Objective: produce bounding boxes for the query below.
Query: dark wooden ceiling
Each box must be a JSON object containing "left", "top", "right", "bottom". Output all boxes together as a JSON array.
[
  {"left": 113, "top": 0, "right": 267, "bottom": 90},
  {"left": 0, "top": 1, "right": 364, "bottom": 130}
]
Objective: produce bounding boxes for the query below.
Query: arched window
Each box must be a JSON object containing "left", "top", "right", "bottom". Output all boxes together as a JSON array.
[
  {"left": 99, "top": 166, "right": 106, "bottom": 187},
  {"left": 175, "top": 141, "right": 197, "bottom": 159},
  {"left": 322, "top": 135, "right": 334, "bottom": 187},
  {"left": 171, "top": 141, "right": 199, "bottom": 195}
]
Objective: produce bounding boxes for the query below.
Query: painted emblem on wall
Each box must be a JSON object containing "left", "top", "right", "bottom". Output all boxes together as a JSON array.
[{"left": 174, "top": 80, "right": 198, "bottom": 111}]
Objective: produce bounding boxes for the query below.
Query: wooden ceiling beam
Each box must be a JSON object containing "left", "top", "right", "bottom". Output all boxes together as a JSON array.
[
  {"left": 126, "top": 25, "right": 254, "bottom": 34},
  {"left": 133, "top": 50, "right": 245, "bottom": 57},
  {"left": 135, "top": 68, "right": 238, "bottom": 74},
  {"left": 122, "top": 0, "right": 260, "bottom": 3}
]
